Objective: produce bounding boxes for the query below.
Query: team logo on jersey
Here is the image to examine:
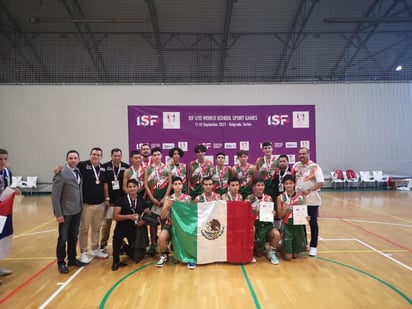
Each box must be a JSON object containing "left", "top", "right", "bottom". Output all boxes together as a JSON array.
[{"left": 201, "top": 219, "right": 225, "bottom": 240}]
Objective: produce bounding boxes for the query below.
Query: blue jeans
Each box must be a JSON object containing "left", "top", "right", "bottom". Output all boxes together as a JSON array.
[{"left": 56, "top": 212, "right": 81, "bottom": 264}]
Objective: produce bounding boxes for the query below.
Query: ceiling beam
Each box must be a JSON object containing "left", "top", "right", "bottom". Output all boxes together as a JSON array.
[
  {"left": 274, "top": 0, "right": 319, "bottom": 80},
  {"left": 329, "top": 0, "right": 401, "bottom": 80},
  {"left": 145, "top": 0, "right": 166, "bottom": 83},
  {"left": 0, "top": 1, "right": 49, "bottom": 82},
  {"left": 218, "top": 0, "right": 237, "bottom": 82},
  {"left": 60, "top": 0, "right": 108, "bottom": 82}
]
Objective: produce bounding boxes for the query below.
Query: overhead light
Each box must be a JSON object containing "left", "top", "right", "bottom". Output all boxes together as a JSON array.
[
  {"left": 324, "top": 17, "right": 412, "bottom": 23},
  {"left": 29, "top": 17, "right": 148, "bottom": 24},
  {"left": 395, "top": 65, "right": 402, "bottom": 71}
]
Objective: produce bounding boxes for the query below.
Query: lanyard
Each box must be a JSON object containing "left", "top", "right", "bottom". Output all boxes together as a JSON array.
[
  {"left": 127, "top": 195, "right": 137, "bottom": 213},
  {"left": 112, "top": 162, "right": 121, "bottom": 181},
  {"left": 92, "top": 164, "right": 100, "bottom": 184}
]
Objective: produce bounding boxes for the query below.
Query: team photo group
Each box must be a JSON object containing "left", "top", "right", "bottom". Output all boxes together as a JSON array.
[{"left": 51, "top": 142, "right": 324, "bottom": 274}]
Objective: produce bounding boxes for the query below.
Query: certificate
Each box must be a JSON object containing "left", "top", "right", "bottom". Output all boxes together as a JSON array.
[
  {"left": 259, "top": 201, "right": 274, "bottom": 223},
  {"left": 293, "top": 204, "right": 308, "bottom": 225}
]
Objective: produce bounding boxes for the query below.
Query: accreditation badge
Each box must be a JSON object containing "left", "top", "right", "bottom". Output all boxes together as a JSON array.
[{"left": 112, "top": 180, "right": 120, "bottom": 190}]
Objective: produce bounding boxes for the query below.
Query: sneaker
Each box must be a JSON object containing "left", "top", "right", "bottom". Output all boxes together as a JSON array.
[
  {"left": 79, "top": 252, "right": 91, "bottom": 263},
  {"left": 146, "top": 244, "right": 156, "bottom": 257},
  {"left": 267, "top": 250, "right": 279, "bottom": 265},
  {"left": 187, "top": 262, "right": 196, "bottom": 269},
  {"left": 156, "top": 254, "right": 168, "bottom": 267},
  {"left": 309, "top": 247, "right": 317, "bottom": 257},
  {"left": 100, "top": 246, "right": 107, "bottom": 254},
  {"left": 0, "top": 268, "right": 12, "bottom": 276},
  {"left": 91, "top": 249, "right": 109, "bottom": 259},
  {"left": 250, "top": 257, "right": 257, "bottom": 263}
]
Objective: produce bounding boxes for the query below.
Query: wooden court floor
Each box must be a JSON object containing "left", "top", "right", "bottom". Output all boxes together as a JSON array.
[{"left": 0, "top": 190, "right": 411, "bottom": 308}]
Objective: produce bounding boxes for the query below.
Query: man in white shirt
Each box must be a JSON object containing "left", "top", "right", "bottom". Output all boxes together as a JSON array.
[{"left": 293, "top": 147, "right": 324, "bottom": 257}]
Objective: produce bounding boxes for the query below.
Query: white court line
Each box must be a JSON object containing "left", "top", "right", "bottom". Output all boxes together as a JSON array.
[
  {"left": 321, "top": 217, "right": 412, "bottom": 228},
  {"left": 15, "top": 229, "right": 56, "bottom": 237},
  {"left": 354, "top": 239, "right": 412, "bottom": 271},
  {"left": 320, "top": 238, "right": 412, "bottom": 271},
  {"left": 38, "top": 266, "right": 85, "bottom": 309},
  {"left": 344, "top": 219, "right": 412, "bottom": 228}
]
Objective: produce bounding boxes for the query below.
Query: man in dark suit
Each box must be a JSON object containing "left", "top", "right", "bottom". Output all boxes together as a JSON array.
[{"left": 52, "top": 150, "right": 87, "bottom": 274}]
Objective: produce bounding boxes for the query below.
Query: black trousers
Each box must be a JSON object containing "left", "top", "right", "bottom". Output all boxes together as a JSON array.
[
  {"left": 56, "top": 212, "right": 81, "bottom": 264},
  {"left": 306, "top": 205, "right": 319, "bottom": 248},
  {"left": 112, "top": 225, "right": 136, "bottom": 264}
]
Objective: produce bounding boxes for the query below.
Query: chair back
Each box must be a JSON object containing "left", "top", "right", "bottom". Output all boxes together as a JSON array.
[
  {"left": 372, "top": 171, "right": 383, "bottom": 181},
  {"left": 10, "top": 176, "right": 22, "bottom": 188},
  {"left": 26, "top": 176, "right": 38, "bottom": 188},
  {"left": 359, "top": 171, "right": 372, "bottom": 181}
]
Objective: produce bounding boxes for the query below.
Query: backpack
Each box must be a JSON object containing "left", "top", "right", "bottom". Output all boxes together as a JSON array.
[
  {"left": 346, "top": 170, "right": 356, "bottom": 180},
  {"left": 334, "top": 169, "right": 344, "bottom": 180}
]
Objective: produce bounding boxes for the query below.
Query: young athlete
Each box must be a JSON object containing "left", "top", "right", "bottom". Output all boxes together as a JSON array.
[
  {"left": 222, "top": 176, "right": 243, "bottom": 201},
  {"left": 144, "top": 147, "right": 172, "bottom": 256},
  {"left": 188, "top": 144, "right": 214, "bottom": 199},
  {"left": 246, "top": 178, "right": 280, "bottom": 265},
  {"left": 194, "top": 176, "right": 221, "bottom": 203},
  {"left": 255, "top": 142, "right": 278, "bottom": 198},
  {"left": 123, "top": 150, "right": 145, "bottom": 197},
  {"left": 211, "top": 152, "right": 231, "bottom": 196},
  {"left": 168, "top": 147, "right": 187, "bottom": 193},
  {"left": 232, "top": 150, "right": 256, "bottom": 199},
  {"left": 277, "top": 175, "right": 307, "bottom": 261},
  {"left": 156, "top": 177, "right": 192, "bottom": 268}
]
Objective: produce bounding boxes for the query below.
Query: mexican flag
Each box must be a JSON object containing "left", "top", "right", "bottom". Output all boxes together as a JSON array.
[{"left": 171, "top": 200, "right": 255, "bottom": 264}]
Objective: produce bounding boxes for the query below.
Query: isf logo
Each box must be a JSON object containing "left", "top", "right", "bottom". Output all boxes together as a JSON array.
[
  {"left": 267, "top": 114, "right": 289, "bottom": 126},
  {"left": 136, "top": 115, "right": 159, "bottom": 127}
]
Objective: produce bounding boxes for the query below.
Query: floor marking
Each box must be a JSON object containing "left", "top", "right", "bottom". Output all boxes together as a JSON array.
[
  {"left": 318, "top": 257, "right": 412, "bottom": 305},
  {"left": 320, "top": 238, "right": 411, "bottom": 271},
  {"left": 4, "top": 256, "right": 57, "bottom": 261},
  {"left": 38, "top": 266, "right": 85, "bottom": 309},
  {"left": 15, "top": 229, "right": 56, "bottom": 236},
  {"left": 355, "top": 239, "right": 412, "bottom": 271},
  {"left": 340, "top": 219, "right": 412, "bottom": 253},
  {"left": 322, "top": 217, "right": 412, "bottom": 228},
  {"left": 240, "top": 265, "right": 261, "bottom": 309},
  {"left": 0, "top": 259, "right": 56, "bottom": 305},
  {"left": 99, "top": 262, "right": 156, "bottom": 308},
  {"left": 13, "top": 220, "right": 55, "bottom": 239},
  {"left": 322, "top": 192, "right": 412, "bottom": 224}
]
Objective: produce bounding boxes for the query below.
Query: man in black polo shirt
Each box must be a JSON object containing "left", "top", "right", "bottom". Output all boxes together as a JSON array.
[
  {"left": 78, "top": 147, "right": 109, "bottom": 263},
  {"left": 100, "top": 148, "right": 129, "bottom": 254}
]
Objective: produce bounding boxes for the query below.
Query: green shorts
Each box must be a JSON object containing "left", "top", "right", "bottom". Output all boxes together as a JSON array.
[
  {"left": 163, "top": 224, "right": 172, "bottom": 239},
  {"left": 281, "top": 222, "right": 306, "bottom": 255},
  {"left": 254, "top": 221, "right": 275, "bottom": 252}
]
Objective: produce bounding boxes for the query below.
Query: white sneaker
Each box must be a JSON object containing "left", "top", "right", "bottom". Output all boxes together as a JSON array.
[
  {"left": 250, "top": 257, "right": 256, "bottom": 263},
  {"left": 100, "top": 246, "right": 107, "bottom": 254},
  {"left": 267, "top": 250, "right": 279, "bottom": 265},
  {"left": 309, "top": 247, "right": 317, "bottom": 257},
  {"left": 80, "top": 252, "right": 91, "bottom": 263},
  {"left": 91, "top": 249, "right": 109, "bottom": 259},
  {"left": 0, "top": 268, "right": 12, "bottom": 276},
  {"left": 156, "top": 254, "right": 168, "bottom": 267}
]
